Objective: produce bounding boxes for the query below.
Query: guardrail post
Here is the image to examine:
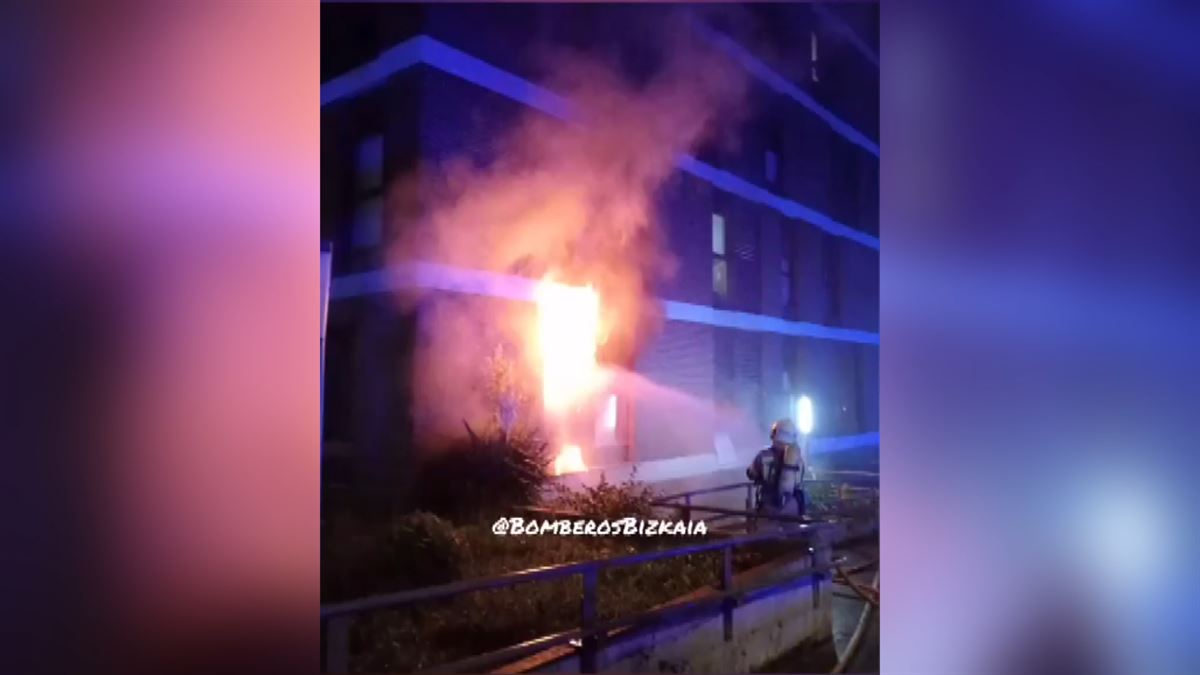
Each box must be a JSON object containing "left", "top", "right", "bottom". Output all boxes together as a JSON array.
[
  {"left": 683, "top": 494, "right": 692, "bottom": 522},
  {"left": 324, "top": 616, "right": 351, "bottom": 673},
  {"left": 720, "top": 546, "right": 734, "bottom": 640},
  {"left": 811, "top": 533, "right": 831, "bottom": 611},
  {"left": 580, "top": 569, "right": 599, "bottom": 673},
  {"left": 744, "top": 484, "right": 754, "bottom": 532}
]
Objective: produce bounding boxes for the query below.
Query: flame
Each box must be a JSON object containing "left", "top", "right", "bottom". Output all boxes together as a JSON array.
[
  {"left": 553, "top": 444, "right": 587, "bottom": 476},
  {"left": 536, "top": 278, "right": 599, "bottom": 477},
  {"left": 535, "top": 279, "right": 600, "bottom": 414}
]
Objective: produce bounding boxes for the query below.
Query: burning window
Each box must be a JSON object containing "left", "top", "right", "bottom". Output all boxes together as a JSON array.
[
  {"left": 536, "top": 279, "right": 600, "bottom": 475},
  {"left": 535, "top": 280, "right": 599, "bottom": 414}
]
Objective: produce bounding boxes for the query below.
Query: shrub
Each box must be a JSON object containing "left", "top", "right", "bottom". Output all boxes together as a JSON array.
[
  {"left": 413, "top": 422, "right": 551, "bottom": 523},
  {"left": 411, "top": 343, "right": 552, "bottom": 522},
  {"left": 546, "top": 470, "right": 659, "bottom": 520},
  {"left": 385, "top": 511, "right": 465, "bottom": 586},
  {"left": 321, "top": 511, "right": 464, "bottom": 602},
  {"left": 803, "top": 481, "right": 878, "bottom": 516},
  {"left": 804, "top": 480, "right": 839, "bottom": 514}
]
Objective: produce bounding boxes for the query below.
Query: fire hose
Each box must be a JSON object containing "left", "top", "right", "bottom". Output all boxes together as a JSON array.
[
  {"left": 833, "top": 561, "right": 879, "bottom": 607},
  {"left": 835, "top": 558, "right": 878, "bottom": 579},
  {"left": 831, "top": 568, "right": 880, "bottom": 674}
]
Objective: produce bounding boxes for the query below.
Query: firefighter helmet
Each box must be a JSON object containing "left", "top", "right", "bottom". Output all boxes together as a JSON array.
[{"left": 770, "top": 418, "right": 798, "bottom": 446}]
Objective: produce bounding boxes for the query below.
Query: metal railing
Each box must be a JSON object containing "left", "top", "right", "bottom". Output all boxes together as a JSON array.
[
  {"left": 655, "top": 481, "right": 757, "bottom": 529},
  {"left": 320, "top": 521, "right": 838, "bottom": 673},
  {"left": 653, "top": 476, "right": 878, "bottom": 529},
  {"left": 321, "top": 473, "right": 878, "bottom": 672},
  {"left": 657, "top": 474, "right": 878, "bottom": 507}
]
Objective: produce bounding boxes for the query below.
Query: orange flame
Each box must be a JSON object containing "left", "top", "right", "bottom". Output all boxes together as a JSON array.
[
  {"left": 536, "top": 278, "right": 599, "bottom": 476},
  {"left": 553, "top": 444, "right": 587, "bottom": 476},
  {"left": 535, "top": 279, "right": 600, "bottom": 414}
]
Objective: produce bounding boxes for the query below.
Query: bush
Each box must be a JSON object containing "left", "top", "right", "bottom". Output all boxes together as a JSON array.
[
  {"left": 803, "top": 481, "right": 878, "bottom": 516},
  {"left": 546, "top": 470, "right": 658, "bottom": 520},
  {"left": 410, "top": 343, "right": 552, "bottom": 522},
  {"left": 413, "top": 422, "right": 551, "bottom": 523},
  {"left": 385, "top": 511, "right": 466, "bottom": 586},
  {"left": 321, "top": 511, "right": 464, "bottom": 602}
]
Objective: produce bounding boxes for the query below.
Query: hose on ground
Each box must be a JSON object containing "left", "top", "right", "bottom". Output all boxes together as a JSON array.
[
  {"left": 831, "top": 569, "right": 879, "bottom": 674},
  {"left": 835, "top": 558, "right": 878, "bottom": 578},
  {"left": 833, "top": 564, "right": 879, "bottom": 608}
]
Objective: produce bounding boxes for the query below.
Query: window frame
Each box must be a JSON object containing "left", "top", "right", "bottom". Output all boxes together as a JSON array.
[
  {"left": 712, "top": 212, "right": 729, "bottom": 301},
  {"left": 810, "top": 29, "right": 820, "bottom": 83},
  {"left": 350, "top": 134, "right": 385, "bottom": 252}
]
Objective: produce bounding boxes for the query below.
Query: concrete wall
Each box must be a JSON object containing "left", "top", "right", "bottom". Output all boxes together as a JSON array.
[{"left": 500, "top": 551, "right": 833, "bottom": 673}]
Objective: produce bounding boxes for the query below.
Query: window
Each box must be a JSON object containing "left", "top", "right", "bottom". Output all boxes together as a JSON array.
[
  {"left": 713, "top": 259, "right": 728, "bottom": 298},
  {"left": 594, "top": 394, "right": 619, "bottom": 447},
  {"left": 781, "top": 255, "right": 792, "bottom": 311},
  {"left": 350, "top": 134, "right": 385, "bottom": 252},
  {"left": 824, "top": 236, "right": 842, "bottom": 322},
  {"left": 352, "top": 196, "right": 383, "bottom": 249},
  {"left": 602, "top": 394, "right": 618, "bottom": 430},
  {"left": 782, "top": 337, "right": 800, "bottom": 395},
  {"left": 355, "top": 135, "right": 384, "bottom": 192},
  {"left": 595, "top": 393, "right": 633, "bottom": 459},
  {"left": 780, "top": 228, "right": 796, "bottom": 315},
  {"left": 712, "top": 213, "right": 728, "bottom": 299},
  {"left": 766, "top": 119, "right": 784, "bottom": 185},
  {"left": 810, "top": 30, "right": 819, "bottom": 83}
]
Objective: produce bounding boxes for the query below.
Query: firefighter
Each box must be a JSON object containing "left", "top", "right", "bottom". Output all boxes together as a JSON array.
[{"left": 745, "top": 418, "right": 806, "bottom": 530}]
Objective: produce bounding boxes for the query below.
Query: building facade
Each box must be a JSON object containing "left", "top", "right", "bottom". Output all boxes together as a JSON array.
[{"left": 321, "top": 3, "right": 879, "bottom": 489}]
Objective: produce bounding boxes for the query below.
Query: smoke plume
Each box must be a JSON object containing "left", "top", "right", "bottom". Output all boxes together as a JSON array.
[{"left": 390, "top": 11, "right": 748, "bottom": 440}]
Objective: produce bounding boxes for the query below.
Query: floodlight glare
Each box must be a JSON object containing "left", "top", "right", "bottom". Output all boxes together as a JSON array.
[{"left": 796, "top": 395, "right": 814, "bottom": 435}]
